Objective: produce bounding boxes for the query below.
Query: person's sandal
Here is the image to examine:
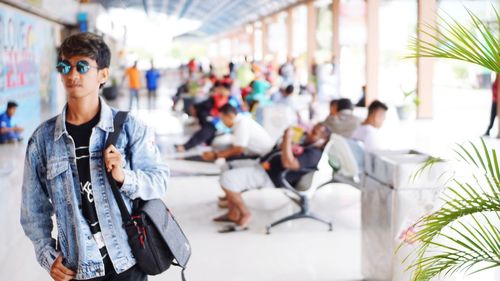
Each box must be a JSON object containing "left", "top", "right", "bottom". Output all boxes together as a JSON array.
[
  {"left": 212, "top": 214, "right": 233, "bottom": 223},
  {"left": 218, "top": 224, "right": 249, "bottom": 233}
]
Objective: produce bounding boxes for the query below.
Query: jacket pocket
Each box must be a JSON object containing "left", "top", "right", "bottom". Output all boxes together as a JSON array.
[{"left": 47, "top": 159, "right": 69, "bottom": 180}]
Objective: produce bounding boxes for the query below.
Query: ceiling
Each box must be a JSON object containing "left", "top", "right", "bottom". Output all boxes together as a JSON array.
[{"left": 97, "top": 0, "right": 302, "bottom": 37}]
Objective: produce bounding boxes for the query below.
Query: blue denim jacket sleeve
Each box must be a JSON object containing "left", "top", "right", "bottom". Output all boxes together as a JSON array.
[
  {"left": 20, "top": 139, "right": 59, "bottom": 272},
  {"left": 120, "top": 115, "right": 169, "bottom": 200}
]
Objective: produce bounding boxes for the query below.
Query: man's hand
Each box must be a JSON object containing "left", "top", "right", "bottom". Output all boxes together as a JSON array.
[
  {"left": 283, "top": 128, "right": 294, "bottom": 142},
  {"left": 50, "top": 255, "right": 76, "bottom": 281},
  {"left": 201, "top": 151, "right": 217, "bottom": 161},
  {"left": 14, "top": 126, "right": 23, "bottom": 133},
  {"left": 104, "top": 145, "right": 125, "bottom": 184}
]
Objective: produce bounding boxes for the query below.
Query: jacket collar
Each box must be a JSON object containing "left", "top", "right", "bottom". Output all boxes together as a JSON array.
[{"left": 54, "top": 97, "right": 115, "bottom": 141}]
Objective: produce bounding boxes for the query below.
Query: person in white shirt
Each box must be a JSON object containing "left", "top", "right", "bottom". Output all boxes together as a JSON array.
[
  {"left": 272, "top": 84, "right": 302, "bottom": 125},
  {"left": 202, "top": 104, "right": 274, "bottom": 161},
  {"left": 351, "top": 100, "right": 388, "bottom": 151}
]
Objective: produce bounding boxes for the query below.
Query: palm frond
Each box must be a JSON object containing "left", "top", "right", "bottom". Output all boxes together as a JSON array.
[
  {"left": 406, "top": 7, "right": 500, "bottom": 73},
  {"left": 404, "top": 139, "right": 500, "bottom": 281},
  {"left": 410, "top": 156, "right": 448, "bottom": 183}
]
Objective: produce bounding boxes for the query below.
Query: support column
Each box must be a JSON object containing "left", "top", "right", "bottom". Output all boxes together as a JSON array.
[
  {"left": 497, "top": 74, "right": 500, "bottom": 136},
  {"left": 270, "top": 13, "right": 279, "bottom": 65},
  {"left": 262, "top": 20, "right": 269, "bottom": 60},
  {"left": 229, "top": 33, "right": 236, "bottom": 61},
  {"left": 250, "top": 23, "right": 256, "bottom": 60},
  {"left": 286, "top": 7, "right": 294, "bottom": 59},
  {"left": 307, "top": 0, "right": 317, "bottom": 81},
  {"left": 417, "top": 0, "right": 437, "bottom": 119},
  {"left": 332, "top": 0, "right": 340, "bottom": 66},
  {"left": 366, "top": 0, "right": 379, "bottom": 104}
]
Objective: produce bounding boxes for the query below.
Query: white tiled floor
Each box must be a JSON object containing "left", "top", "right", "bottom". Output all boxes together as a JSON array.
[{"left": 1, "top": 85, "right": 500, "bottom": 281}]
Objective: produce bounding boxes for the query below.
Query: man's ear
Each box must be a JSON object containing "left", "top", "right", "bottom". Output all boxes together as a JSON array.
[{"left": 99, "top": 68, "right": 110, "bottom": 84}]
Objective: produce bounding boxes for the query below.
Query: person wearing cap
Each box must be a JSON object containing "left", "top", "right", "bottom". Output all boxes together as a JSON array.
[{"left": 0, "top": 101, "right": 23, "bottom": 143}]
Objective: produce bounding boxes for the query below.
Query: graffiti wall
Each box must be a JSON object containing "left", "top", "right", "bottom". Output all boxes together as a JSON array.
[{"left": 0, "top": 3, "right": 61, "bottom": 131}]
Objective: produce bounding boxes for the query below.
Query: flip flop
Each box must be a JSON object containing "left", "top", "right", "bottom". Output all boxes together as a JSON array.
[
  {"left": 212, "top": 214, "right": 233, "bottom": 223},
  {"left": 218, "top": 224, "right": 249, "bottom": 233}
]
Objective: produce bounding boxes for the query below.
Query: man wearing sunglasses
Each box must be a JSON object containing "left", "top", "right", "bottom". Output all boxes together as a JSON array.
[{"left": 20, "top": 32, "right": 169, "bottom": 281}]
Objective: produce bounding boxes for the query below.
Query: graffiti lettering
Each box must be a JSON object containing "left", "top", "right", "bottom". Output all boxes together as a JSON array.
[{"left": 0, "top": 10, "right": 36, "bottom": 92}]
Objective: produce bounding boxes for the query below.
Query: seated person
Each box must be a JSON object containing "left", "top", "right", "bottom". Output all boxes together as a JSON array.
[
  {"left": 176, "top": 80, "right": 240, "bottom": 152},
  {"left": 202, "top": 104, "right": 274, "bottom": 161},
  {"left": 214, "top": 123, "right": 331, "bottom": 231},
  {"left": 351, "top": 100, "right": 388, "bottom": 151},
  {"left": 272, "top": 84, "right": 302, "bottom": 124},
  {"left": 322, "top": 98, "right": 360, "bottom": 138},
  {"left": 327, "top": 99, "right": 339, "bottom": 117},
  {"left": 245, "top": 78, "right": 271, "bottom": 111},
  {"left": 0, "top": 101, "right": 23, "bottom": 143}
]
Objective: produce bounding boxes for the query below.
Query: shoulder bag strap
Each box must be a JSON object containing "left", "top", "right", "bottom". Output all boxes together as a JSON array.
[{"left": 105, "top": 111, "right": 132, "bottom": 223}]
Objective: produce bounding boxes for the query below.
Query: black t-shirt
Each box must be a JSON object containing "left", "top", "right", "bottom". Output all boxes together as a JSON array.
[
  {"left": 66, "top": 112, "right": 111, "bottom": 268},
  {"left": 263, "top": 146, "right": 323, "bottom": 187}
]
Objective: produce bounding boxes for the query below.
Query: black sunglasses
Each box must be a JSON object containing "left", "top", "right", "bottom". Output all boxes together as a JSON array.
[{"left": 56, "top": 60, "right": 98, "bottom": 75}]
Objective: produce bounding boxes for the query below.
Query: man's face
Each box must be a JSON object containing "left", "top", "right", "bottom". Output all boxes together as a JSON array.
[
  {"left": 220, "top": 112, "right": 235, "bottom": 128},
  {"left": 59, "top": 55, "right": 108, "bottom": 100},
  {"left": 330, "top": 103, "right": 338, "bottom": 116},
  {"left": 6, "top": 107, "right": 16, "bottom": 117},
  {"left": 305, "top": 124, "right": 327, "bottom": 146},
  {"left": 372, "top": 109, "right": 387, "bottom": 128}
]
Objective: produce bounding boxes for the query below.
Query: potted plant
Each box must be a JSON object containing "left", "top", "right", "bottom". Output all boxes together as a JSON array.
[
  {"left": 396, "top": 87, "right": 420, "bottom": 120},
  {"left": 402, "top": 6, "right": 500, "bottom": 281}
]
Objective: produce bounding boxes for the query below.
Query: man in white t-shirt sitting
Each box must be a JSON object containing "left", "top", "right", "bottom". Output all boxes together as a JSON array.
[
  {"left": 351, "top": 100, "right": 388, "bottom": 151},
  {"left": 201, "top": 104, "right": 274, "bottom": 161}
]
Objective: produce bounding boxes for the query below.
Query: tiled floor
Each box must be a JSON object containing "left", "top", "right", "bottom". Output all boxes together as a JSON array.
[{"left": 1, "top": 85, "right": 500, "bottom": 281}]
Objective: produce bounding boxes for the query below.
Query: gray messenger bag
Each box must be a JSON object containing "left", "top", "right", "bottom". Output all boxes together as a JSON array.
[{"left": 105, "top": 111, "right": 191, "bottom": 280}]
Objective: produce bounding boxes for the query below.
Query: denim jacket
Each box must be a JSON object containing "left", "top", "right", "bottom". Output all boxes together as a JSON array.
[{"left": 20, "top": 99, "right": 169, "bottom": 280}]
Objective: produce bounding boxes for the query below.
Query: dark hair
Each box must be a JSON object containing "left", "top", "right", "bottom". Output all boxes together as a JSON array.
[
  {"left": 368, "top": 100, "right": 388, "bottom": 115},
  {"left": 284, "top": 85, "right": 294, "bottom": 95},
  {"left": 58, "top": 32, "right": 111, "bottom": 88},
  {"left": 219, "top": 104, "right": 237, "bottom": 115},
  {"left": 214, "top": 80, "right": 231, "bottom": 90},
  {"left": 337, "top": 98, "right": 353, "bottom": 111},
  {"left": 7, "top": 101, "right": 18, "bottom": 109},
  {"left": 330, "top": 99, "right": 339, "bottom": 107}
]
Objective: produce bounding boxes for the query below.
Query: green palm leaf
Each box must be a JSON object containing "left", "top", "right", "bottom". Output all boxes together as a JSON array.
[
  {"left": 404, "top": 139, "right": 500, "bottom": 281},
  {"left": 406, "top": 7, "right": 500, "bottom": 73}
]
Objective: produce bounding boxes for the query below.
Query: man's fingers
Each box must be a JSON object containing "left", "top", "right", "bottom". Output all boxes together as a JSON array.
[
  {"left": 51, "top": 256, "right": 76, "bottom": 280},
  {"left": 58, "top": 263, "right": 76, "bottom": 276},
  {"left": 52, "top": 268, "right": 72, "bottom": 281},
  {"left": 105, "top": 158, "right": 122, "bottom": 170}
]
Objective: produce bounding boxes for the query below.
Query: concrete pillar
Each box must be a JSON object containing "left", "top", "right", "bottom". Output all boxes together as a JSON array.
[
  {"left": 262, "top": 20, "right": 269, "bottom": 60},
  {"left": 417, "top": 0, "right": 437, "bottom": 118},
  {"left": 270, "top": 13, "right": 279, "bottom": 65},
  {"left": 307, "top": 0, "right": 317, "bottom": 81},
  {"left": 250, "top": 23, "right": 256, "bottom": 60},
  {"left": 286, "top": 7, "right": 294, "bottom": 59},
  {"left": 497, "top": 74, "right": 500, "bottom": 136},
  {"left": 366, "top": 0, "right": 379, "bottom": 104},
  {"left": 332, "top": 0, "right": 340, "bottom": 66}
]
